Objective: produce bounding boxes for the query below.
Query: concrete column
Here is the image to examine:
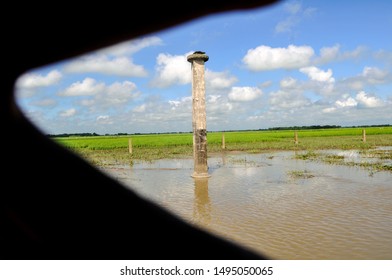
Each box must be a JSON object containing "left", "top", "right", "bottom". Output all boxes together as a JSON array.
[{"left": 187, "top": 51, "right": 209, "bottom": 178}]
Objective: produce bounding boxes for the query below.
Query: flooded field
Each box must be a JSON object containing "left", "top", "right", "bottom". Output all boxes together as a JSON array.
[{"left": 103, "top": 149, "right": 392, "bottom": 259}]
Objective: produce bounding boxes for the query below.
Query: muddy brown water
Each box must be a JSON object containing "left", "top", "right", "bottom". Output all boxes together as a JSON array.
[{"left": 102, "top": 150, "right": 392, "bottom": 260}]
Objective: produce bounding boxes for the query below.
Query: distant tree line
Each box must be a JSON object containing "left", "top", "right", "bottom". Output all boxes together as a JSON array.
[
  {"left": 48, "top": 131, "right": 192, "bottom": 137},
  {"left": 48, "top": 132, "right": 100, "bottom": 138},
  {"left": 48, "top": 124, "right": 391, "bottom": 137},
  {"left": 349, "top": 124, "right": 391, "bottom": 128},
  {"left": 266, "top": 125, "right": 341, "bottom": 131},
  {"left": 264, "top": 124, "right": 391, "bottom": 131}
]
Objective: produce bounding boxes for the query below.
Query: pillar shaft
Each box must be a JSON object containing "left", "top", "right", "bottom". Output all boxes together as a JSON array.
[{"left": 187, "top": 52, "right": 209, "bottom": 178}]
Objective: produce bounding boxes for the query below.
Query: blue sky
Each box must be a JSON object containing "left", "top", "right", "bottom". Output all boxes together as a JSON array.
[{"left": 15, "top": 0, "right": 392, "bottom": 134}]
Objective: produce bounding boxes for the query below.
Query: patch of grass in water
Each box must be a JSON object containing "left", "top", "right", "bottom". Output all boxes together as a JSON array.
[
  {"left": 358, "top": 162, "right": 392, "bottom": 172},
  {"left": 227, "top": 156, "right": 258, "bottom": 166},
  {"left": 359, "top": 149, "right": 392, "bottom": 160},
  {"left": 288, "top": 170, "right": 315, "bottom": 179},
  {"left": 324, "top": 154, "right": 345, "bottom": 164},
  {"left": 294, "top": 151, "right": 319, "bottom": 160}
]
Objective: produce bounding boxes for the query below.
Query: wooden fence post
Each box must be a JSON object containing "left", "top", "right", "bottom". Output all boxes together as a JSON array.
[
  {"left": 294, "top": 131, "right": 298, "bottom": 145},
  {"left": 362, "top": 129, "right": 366, "bottom": 143},
  {"left": 128, "top": 138, "right": 133, "bottom": 154},
  {"left": 222, "top": 132, "right": 226, "bottom": 150}
]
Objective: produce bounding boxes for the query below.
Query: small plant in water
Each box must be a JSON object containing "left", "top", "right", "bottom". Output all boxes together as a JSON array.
[
  {"left": 294, "top": 151, "right": 319, "bottom": 160},
  {"left": 324, "top": 154, "right": 345, "bottom": 164},
  {"left": 288, "top": 170, "right": 315, "bottom": 179}
]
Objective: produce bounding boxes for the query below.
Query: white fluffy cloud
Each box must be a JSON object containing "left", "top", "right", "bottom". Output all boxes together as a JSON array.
[
  {"left": 318, "top": 45, "right": 340, "bottom": 63},
  {"left": 300, "top": 66, "right": 335, "bottom": 83},
  {"left": 16, "top": 70, "right": 62, "bottom": 89},
  {"left": 101, "top": 81, "right": 139, "bottom": 106},
  {"left": 59, "top": 78, "right": 140, "bottom": 113},
  {"left": 150, "top": 54, "right": 238, "bottom": 90},
  {"left": 98, "top": 36, "right": 163, "bottom": 57},
  {"left": 242, "top": 45, "right": 314, "bottom": 71},
  {"left": 269, "top": 90, "right": 310, "bottom": 109},
  {"left": 59, "top": 78, "right": 105, "bottom": 96},
  {"left": 133, "top": 104, "right": 147, "bottom": 113},
  {"left": 167, "top": 96, "right": 192, "bottom": 112},
  {"left": 228, "top": 87, "right": 263, "bottom": 102},
  {"left": 356, "top": 91, "right": 384, "bottom": 108},
  {"left": 339, "top": 66, "right": 391, "bottom": 91},
  {"left": 63, "top": 36, "right": 162, "bottom": 77},
  {"left": 59, "top": 108, "right": 76, "bottom": 117},
  {"left": 280, "top": 77, "right": 297, "bottom": 88},
  {"left": 324, "top": 91, "right": 385, "bottom": 113},
  {"left": 64, "top": 55, "right": 147, "bottom": 77},
  {"left": 96, "top": 115, "right": 113, "bottom": 125},
  {"left": 374, "top": 50, "right": 392, "bottom": 65},
  {"left": 316, "top": 45, "right": 366, "bottom": 64},
  {"left": 274, "top": 2, "right": 317, "bottom": 34},
  {"left": 335, "top": 95, "right": 357, "bottom": 108},
  {"left": 361, "top": 67, "right": 389, "bottom": 84},
  {"left": 150, "top": 52, "right": 192, "bottom": 87},
  {"left": 31, "top": 98, "right": 57, "bottom": 107},
  {"left": 206, "top": 70, "right": 238, "bottom": 90},
  {"left": 243, "top": 44, "right": 369, "bottom": 72}
]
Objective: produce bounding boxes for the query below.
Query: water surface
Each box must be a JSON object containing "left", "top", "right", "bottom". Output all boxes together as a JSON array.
[{"left": 103, "top": 150, "right": 392, "bottom": 259}]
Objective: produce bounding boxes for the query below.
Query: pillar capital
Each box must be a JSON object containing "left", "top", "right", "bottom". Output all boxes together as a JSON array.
[{"left": 187, "top": 51, "right": 209, "bottom": 63}]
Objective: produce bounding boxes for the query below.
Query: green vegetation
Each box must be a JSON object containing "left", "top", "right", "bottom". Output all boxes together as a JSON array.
[
  {"left": 53, "top": 126, "right": 392, "bottom": 170},
  {"left": 293, "top": 144, "right": 392, "bottom": 173}
]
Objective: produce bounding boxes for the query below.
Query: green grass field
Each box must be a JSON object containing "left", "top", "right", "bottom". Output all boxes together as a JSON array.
[{"left": 53, "top": 127, "right": 392, "bottom": 168}]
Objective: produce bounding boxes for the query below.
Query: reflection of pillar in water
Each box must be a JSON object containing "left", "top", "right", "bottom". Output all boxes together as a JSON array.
[
  {"left": 193, "top": 177, "right": 211, "bottom": 227},
  {"left": 187, "top": 51, "right": 209, "bottom": 178}
]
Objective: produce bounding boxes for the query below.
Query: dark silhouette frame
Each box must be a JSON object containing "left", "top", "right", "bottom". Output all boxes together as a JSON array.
[{"left": 1, "top": 0, "right": 280, "bottom": 259}]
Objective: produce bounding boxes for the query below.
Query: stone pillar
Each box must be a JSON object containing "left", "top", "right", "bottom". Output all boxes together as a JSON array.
[{"left": 187, "top": 51, "right": 209, "bottom": 178}]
